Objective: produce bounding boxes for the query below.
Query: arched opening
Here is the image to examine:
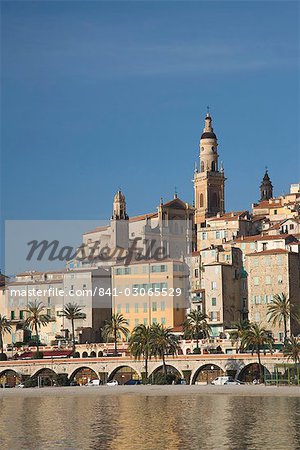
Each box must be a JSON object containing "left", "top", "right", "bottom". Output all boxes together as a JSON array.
[
  {"left": 200, "top": 161, "right": 205, "bottom": 172},
  {"left": 186, "top": 348, "right": 191, "bottom": 355},
  {"left": 211, "top": 161, "right": 216, "bottom": 172},
  {"left": 237, "top": 363, "right": 271, "bottom": 383},
  {"left": 200, "top": 193, "right": 204, "bottom": 208},
  {"left": 192, "top": 364, "right": 224, "bottom": 385},
  {"left": 32, "top": 368, "right": 57, "bottom": 387},
  {"left": 82, "top": 351, "right": 88, "bottom": 358},
  {"left": 98, "top": 351, "right": 103, "bottom": 357},
  {"left": 150, "top": 365, "right": 182, "bottom": 384},
  {"left": 211, "top": 192, "right": 219, "bottom": 208},
  {"left": 90, "top": 351, "right": 96, "bottom": 358},
  {"left": 69, "top": 367, "right": 99, "bottom": 386},
  {"left": 0, "top": 369, "right": 21, "bottom": 387},
  {"left": 108, "top": 366, "right": 141, "bottom": 385}
]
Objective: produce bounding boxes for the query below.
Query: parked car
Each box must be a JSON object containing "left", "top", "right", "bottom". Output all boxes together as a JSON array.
[
  {"left": 107, "top": 380, "right": 118, "bottom": 386},
  {"left": 124, "top": 379, "right": 142, "bottom": 385},
  {"left": 15, "top": 383, "right": 25, "bottom": 388},
  {"left": 224, "top": 379, "right": 242, "bottom": 385},
  {"left": 69, "top": 381, "right": 79, "bottom": 387},
  {"left": 85, "top": 379, "right": 101, "bottom": 387},
  {"left": 211, "top": 376, "right": 234, "bottom": 385}
]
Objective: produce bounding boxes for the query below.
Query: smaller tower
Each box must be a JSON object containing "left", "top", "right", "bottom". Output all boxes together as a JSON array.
[
  {"left": 112, "top": 190, "right": 128, "bottom": 220},
  {"left": 260, "top": 170, "right": 273, "bottom": 201}
]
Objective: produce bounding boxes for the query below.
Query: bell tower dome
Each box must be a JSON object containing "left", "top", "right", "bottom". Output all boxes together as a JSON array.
[{"left": 194, "top": 109, "right": 226, "bottom": 227}]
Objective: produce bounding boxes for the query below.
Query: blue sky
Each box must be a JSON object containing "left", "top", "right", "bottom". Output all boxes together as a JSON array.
[{"left": 1, "top": 0, "right": 299, "bottom": 230}]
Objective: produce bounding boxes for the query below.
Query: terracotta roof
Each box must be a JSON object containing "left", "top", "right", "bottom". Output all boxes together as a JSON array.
[
  {"left": 253, "top": 200, "right": 282, "bottom": 209},
  {"left": 206, "top": 211, "right": 249, "bottom": 222},
  {"left": 246, "top": 249, "right": 298, "bottom": 256},
  {"left": 129, "top": 213, "right": 157, "bottom": 223},
  {"left": 234, "top": 233, "right": 297, "bottom": 243},
  {"left": 83, "top": 226, "right": 109, "bottom": 235}
]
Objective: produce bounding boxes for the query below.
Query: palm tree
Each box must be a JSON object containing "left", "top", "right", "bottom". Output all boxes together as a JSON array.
[
  {"left": 241, "top": 323, "right": 274, "bottom": 382},
  {"left": 102, "top": 313, "right": 129, "bottom": 356},
  {"left": 183, "top": 310, "right": 211, "bottom": 350},
  {"left": 62, "top": 303, "right": 86, "bottom": 353},
  {"left": 283, "top": 336, "right": 300, "bottom": 382},
  {"left": 229, "top": 319, "right": 251, "bottom": 353},
  {"left": 24, "top": 301, "right": 50, "bottom": 353},
  {"left": 128, "top": 324, "right": 152, "bottom": 382},
  {"left": 0, "top": 315, "right": 12, "bottom": 355},
  {"left": 267, "top": 293, "right": 299, "bottom": 342},
  {"left": 150, "top": 324, "right": 179, "bottom": 376}
]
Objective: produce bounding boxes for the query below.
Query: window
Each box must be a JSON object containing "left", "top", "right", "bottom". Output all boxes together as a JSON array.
[
  {"left": 47, "top": 308, "right": 51, "bottom": 317},
  {"left": 152, "top": 318, "right": 158, "bottom": 325},
  {"left": 133, "top": 266, "right": 138, "bottom": 274},
  {"left": 202, "top": 232, "right": 207, "bottom": 240},
  {"left": 160, "top": 301, "right": 165, "bottom": 311},
  {"left": 254, "top": 277, "right": 259, "bottom": 286},
  {"left": 142, "top": 266, "right": 148, "bottom": 274},
  {"left": 257, "top": 295, "right": 261, "bottom": 304},
  {"left": 134, "top": 303, "right": 139, "bottom": 313},
  {"left": 215, "top": 231, "right": 220, "bottom": 239},
  {"left": 194, "top": 268, "right": 199, "bottom": 278},
  {"left": 254, "top": 312, "right": 260, "bottom": 322},
  {"left": 151, "top": 265, "right": 167, "bottom": 273},
  {"left": 265, "top": 276, "right": 271, "bottom": 285},
  {"left": 143, "top": 318, "right": 148, "bottom": 326},
  {"left": 143, "top": 303, "right": 148, "bottom": 313},
  {"left": 210, "top": 311, "right": 218, "bottom": 321},
  {"left": 11, "top": 311, "right": 15, "bottom": 320},
  {"left": 117, "top": 304, "right": 121, "bottom": 313},
  {"left": 200, "top": 193, "right": 204, "bottom": 207},
  {"left": 250, "top": 243, "right": 255, "bottom": 250},
  {"left": 277, "top": 255, "right": 283, "bottom": 266},
  {"left": 19, "top": 310, "right": 24, "bottom": 320},
  {"left": 152, "top": 302, "right": 157, "bottom": 312},
  {"left": 290, "top": 224, "right": 294, "bottom": 230},
  {"left": 264, "top": 256, "right": 271, "bottom": 266},
  {"left": 211, "top": 161, "right": 216, "bottom": 171},
  {"left": 262, "top": 243, "right": 267, "bottom": 251},
  {"left": 212, "top": 298, "right": 217, "bottom": 306},
  {"left": 274, "top": 210, "right": 277, "bottom": 215},
  {"left": 241, "top": 243, "right": 246, "bottom": 250},
  {"left": 211, "top": 281, "right": 217, "bottom": 290},
  {"left": 125, "top": 304, "right": 130, "bottom": 313},
  {"left": 161, "top": 317, "right": 166, "bottom": 325},
  {"left": 200, "top": 161, "right": 205, "bottom": 173}
]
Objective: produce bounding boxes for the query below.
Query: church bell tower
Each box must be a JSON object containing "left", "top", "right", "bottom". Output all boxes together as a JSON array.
[{"left": 194, "top": 110, "right": 226, "bottom": 225}]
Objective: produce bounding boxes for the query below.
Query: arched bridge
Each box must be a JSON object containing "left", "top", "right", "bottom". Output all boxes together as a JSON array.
[{"left": 0, "top": 353, "right": 287, "bottom": 385}]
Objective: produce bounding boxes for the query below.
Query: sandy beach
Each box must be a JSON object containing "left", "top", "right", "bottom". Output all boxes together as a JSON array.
[{"left": 1, "top": 384, "right": 299, "bottom": 398}]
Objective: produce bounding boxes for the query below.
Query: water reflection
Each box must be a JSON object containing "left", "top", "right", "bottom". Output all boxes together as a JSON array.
[{"left": 0, "top": 394, "right": 299, "bottom": 449}]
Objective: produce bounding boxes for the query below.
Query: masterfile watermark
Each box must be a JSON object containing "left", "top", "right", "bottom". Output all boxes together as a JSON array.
[{"left": 26, "top": 237, "right": 168, "bottom": 265}]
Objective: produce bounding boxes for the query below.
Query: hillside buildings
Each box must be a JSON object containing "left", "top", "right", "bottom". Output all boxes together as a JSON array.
[{"left": 1, "top": 111, "right": 300, "bottom": 350}]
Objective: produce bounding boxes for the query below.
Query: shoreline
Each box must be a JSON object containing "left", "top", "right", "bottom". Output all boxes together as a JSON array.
[{"left": 1, "top": 384, "right": 299, "bottom": 398}]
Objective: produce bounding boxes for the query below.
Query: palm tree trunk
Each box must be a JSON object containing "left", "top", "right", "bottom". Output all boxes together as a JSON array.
[
  {"left": 145, "top": 353, "right": 148, "bottom": 384},
  {"left": 196, "top": 334, "right": 199, "bottom": 349},
  {"left": 114, "top": 326, "right": 117, "bottom": 356},
  {"left": 35, "top": 322, "right": 40, "bottom": 354},
  {"left": 257, "top": 347, "right": 263, "bottom": 383},
  {"left": 71, "top": 319, "right": 75, "bottom": 353},
  {"left": 283, "top": 316, "right": 288, "bottom": 342},
  {"left": 0, "top": 332, "right": 3, "bottom": 354},
  {"left": 162, "top": 353, "right": 167, "bottom": 376}
]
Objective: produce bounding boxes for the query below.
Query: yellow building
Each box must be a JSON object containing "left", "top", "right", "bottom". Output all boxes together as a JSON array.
[{"left": 111, "top": 260, "right": 189, "bottom": 333}]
